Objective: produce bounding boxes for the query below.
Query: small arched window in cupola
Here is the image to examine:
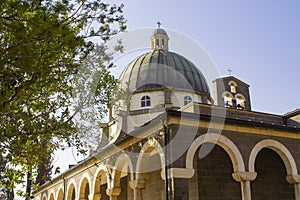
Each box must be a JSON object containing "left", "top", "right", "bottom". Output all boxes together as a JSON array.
[
  {"left": 228, "top": 81, "right": 237, "bottom": 93},
  {"left": 235, "top": 94, "right": 246, "bottom": 110},
  {"left": 141, "top": 96, "right": 151, "bottom": 107},
  {"left": 184, "top": 96, "right": 192, "bottom": 106}
]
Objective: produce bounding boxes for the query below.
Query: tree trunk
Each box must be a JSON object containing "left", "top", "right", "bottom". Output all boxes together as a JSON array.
[{"left": 26, "top": 172, "right": 32, "bottom": 200}]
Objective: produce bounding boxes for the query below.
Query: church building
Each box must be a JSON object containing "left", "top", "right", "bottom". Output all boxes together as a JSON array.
[{"left": 34, "top": 26, "right": 300, "bottom": 200}]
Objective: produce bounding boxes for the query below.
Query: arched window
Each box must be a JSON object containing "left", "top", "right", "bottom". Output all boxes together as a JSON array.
[
  {"left": 230, "top": 84, "right": 236, "bottom": 93},
  {"left": 223, "top": 92, "right": 233, "bottom": 108},
  {"left": 235, "top": 95, "right": 245, "bottom": 110},
  {"left": 228, "top": 81, "right": 237, "bottom": 93},
  {"left": 141, "top": 96, "right": 151, "bottom": 107},
  {"left": 184, "top": 96, "right": 192, "bottom": 106},
  {"left": 156, "top": 39, "right": 159, "bottom": 47}
]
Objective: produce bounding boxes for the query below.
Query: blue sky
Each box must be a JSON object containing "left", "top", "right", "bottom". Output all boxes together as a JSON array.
[
  {"left": 120, "top": 0, "right": 300, "bottom": 115},
  {"left": 50, "top": 0, "right": 300, "bottom": 178}
]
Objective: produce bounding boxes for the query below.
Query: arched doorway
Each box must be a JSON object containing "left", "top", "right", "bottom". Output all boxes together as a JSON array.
[
  {"left": 93, "top": 168, "right": 110, "bottom": 200},
  {"left": 49, "top": 193, "right": 55, "bottom": 200},
  {"left": 192, "top": 144, "right": 240, "bottom": 199},
  {"left": 67, "top": 182, "right": 76, "bottom": 200},
  {"left": 136, "top": 139, "right": 166, "bottom": 199},
  {"left": 57, "top": 188, "right": 63, "bottom": 200},
  {"left": 186, "top": 133, "right": 245, "bottom": 199},
  {"left": 79, "top": 177, "right": 90, "bottom": 200},
  {"left": 113, "top": 154, "right": 134, "bottom": 199},
  {"left": 252, "top": 148, "right": 294, "bottom": 199}
]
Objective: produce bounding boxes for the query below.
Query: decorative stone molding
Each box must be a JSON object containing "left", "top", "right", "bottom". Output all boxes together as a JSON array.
[
  {"left": 129, "top": 179, "right": 146, "bottom": 189},
  {"left": 161, "top": 168, "right": 195, "bottom": 180},
  {"left": 232, "top": 172, "right": 257, "bottom": 182},
  {"left": 186, "top": 133, "right": 245, "bottom": 172},
  {"left": 136, "top": 138, "right": 165, "bottom": 180},
  {"left": 286, "top": 175, "right": 300, "bottom": 200},
  {"left": 249, "top": 139, "right": 298, "bottom": 176},
  {"left": 286, "top": 175, "right": 300, "bottom": 184},
  {"left": 232, "top": 172, "right": 257, "bottom": 200}
]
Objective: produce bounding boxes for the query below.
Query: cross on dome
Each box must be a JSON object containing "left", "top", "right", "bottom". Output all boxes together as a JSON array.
[{"left": 157, "top": 21, "right": 161, "bottom": 28}]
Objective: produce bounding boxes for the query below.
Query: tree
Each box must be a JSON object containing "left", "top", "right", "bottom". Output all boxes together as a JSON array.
[
  {"left": 0, "top": 0, "right": 126, "bottom": 198},
  {"left": 0, "top": 157, "right": 14, "bottom": 200}
]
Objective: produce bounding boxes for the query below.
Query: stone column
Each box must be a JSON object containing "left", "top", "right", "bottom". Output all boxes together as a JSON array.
[
  {"left": 232, "top": 172, "right": 257, "bottom": 200},
  {"left": 129, "top": 179, "right": 146, "bottom": 200},
  {"left": 161, "top": 168, "right": 195, "bottom": 200},
  {"left": 106, "top": 187, "right": 121, "bottom": 200},
  {"left": 286, "top": 174, "right": 300, "bottom": 200}
]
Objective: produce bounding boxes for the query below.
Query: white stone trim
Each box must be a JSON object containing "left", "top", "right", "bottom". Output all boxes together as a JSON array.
[
  {"left": 112, "top": 153, "right": 134, "bottom": 188},
  {"left": 249, "top": 139, "right": 298, "bottom": 175},
  {"left": 66, "top": 178, "right": 77, "bottom": 200},
  {"left": 160, "top": 168, "right": 195, "bottom": 179},
  {"left": 92, "top": 164, "right": 110, "bottom": 195},
  {"left": 136, "top": 138, "right": 165, "bottom": 180},
  {"left": 186, "top": 133, "right": 245, "bottom": 172},
  {"left": 78, "top": 172, "right": 92, "bottom": 199},
  {"left": 234, "top": 93, "right": 246, "bottom": 100},
  {"left": 222, "top": 91, "right": 234, "bottom": 99},
  {"left": 56, "top": 186, "right": 64, "bottom": 200},
  {"left": 42, "top": 193, "right": 47, "bottom": 200},
  {"left": 228, "top": 80, "right": 237, "bottom": 87},
  {"left": 48, "top": 189, "right": 55, "bottom": 200}
]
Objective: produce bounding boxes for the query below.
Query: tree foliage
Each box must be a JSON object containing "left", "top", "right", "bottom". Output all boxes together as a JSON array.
[
  {"left": 0, "top": 0, "right": 126, "bottom": 196},
  {"left": 0, "top": 157, "right": 14, "bottom": 200}
]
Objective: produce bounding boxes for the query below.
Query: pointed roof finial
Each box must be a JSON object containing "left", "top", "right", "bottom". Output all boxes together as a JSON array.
[{"left": 157, "top": 21, "right": 161, "bottom": 28}]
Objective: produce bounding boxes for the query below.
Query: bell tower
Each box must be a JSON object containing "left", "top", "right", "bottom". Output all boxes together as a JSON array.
[
  {"left": 151, "top": 22, "right": 169, "bottom": 51},
  {"left": 213, "top": 76, "right": 251, "bottom": 111}
]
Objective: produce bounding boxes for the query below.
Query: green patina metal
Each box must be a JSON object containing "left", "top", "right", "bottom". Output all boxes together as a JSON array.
[{"left": 120, "top": 49, "right": 210, "bottom": 95}]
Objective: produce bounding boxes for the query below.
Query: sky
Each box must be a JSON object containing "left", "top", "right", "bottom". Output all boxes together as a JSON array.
[
  {"left": 51, "top": 0, "right": 300, "bottom": 178},
  {"left": 119, "top": 0, "right": 300, "bottom": 115}
]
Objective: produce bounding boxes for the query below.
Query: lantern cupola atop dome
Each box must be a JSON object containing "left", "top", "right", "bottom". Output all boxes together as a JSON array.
[{"left": 151, "top": 22, "right": 169, "bottom": 51}]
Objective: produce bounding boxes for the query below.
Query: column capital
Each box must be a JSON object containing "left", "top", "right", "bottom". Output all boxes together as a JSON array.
[
  {"left": 129, "top": 179, "right": 146, "bottom": 189},
  {"left": 161, "top": 168, "right": 195, "bottom": 180},
  {"left": 232, "top": 171, "right": 257, "bottom": 182},
  {"left": 106, "top": 187, "right": 121, "bottom": 196},
  {"left": 286, "top": 175, "right": 300, "bottom": 184}
]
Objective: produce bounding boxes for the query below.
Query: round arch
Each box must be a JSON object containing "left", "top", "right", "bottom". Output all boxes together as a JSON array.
[
  {"left": 92, "top": 164, "right": 111, "bottom": 195},
  {"left": 48, "top": 191, "right": 55, "bottom": 200},
  {"left": 228, "top": 80, "right": 237, "bottom": 86},
  {"left": 222, "top": 91, "right": 234, "bottom": 107},
  {"left": 112, "top": 153, "right": 134, "bottom": 187},
  {"left": 42, "top": 193, "right": 47, "bottom": 200},
  {"left": 136, "top": 138, "right": 165, "bottom": 180},
  {"left": 234, "top": 93, "right": 245, "bottom": 100},
  {"left": 234, "top": 93, "right": 246, "bottom": 108},
  {"left": 228, "top": 81, "right": 237, "bottom": 93},
  {"left": 66, "top": 179, "right": 77, "bottom": 200},
  {"left": 249, "top": 139, "right": 298, "bottom": 175},
  {"left": 222, "top": 91, "right": 233, "bottom": 99},
  {"left": 186, "top": 133, "right": 245, "bottom": 172},
  {"left": 78, "top": 172, "right": 92, "bottom": 200},
  {"left": 56, "top": 186, "right": 64, "bottom": 200}
]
